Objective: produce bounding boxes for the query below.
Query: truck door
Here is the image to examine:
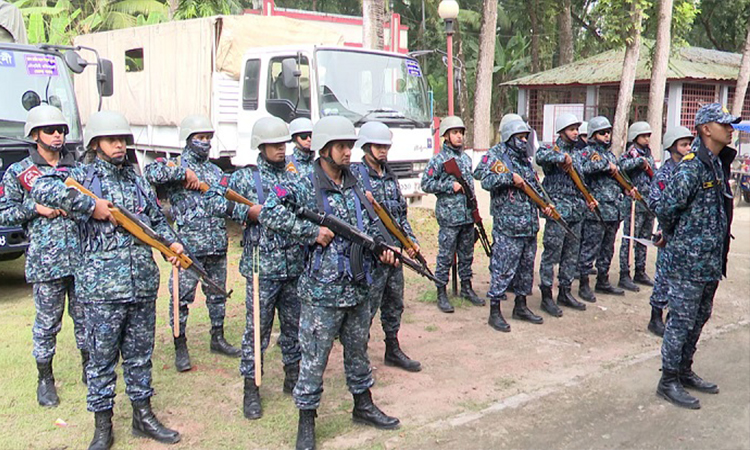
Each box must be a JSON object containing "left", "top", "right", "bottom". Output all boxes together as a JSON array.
[{"left": 265, "top": 54, "right": 311, "bottom": 123}]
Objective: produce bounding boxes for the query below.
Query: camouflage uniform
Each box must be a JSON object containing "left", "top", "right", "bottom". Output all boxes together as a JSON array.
[
  {"left": 31, "top": 157, "right": 175, "bottom": 412},
  {"left": 474, "top": 143, "right": 541, "bottom": 299},
  {"left": 144, "top": 148, "right": 232, "bottom": 334},
  {"left": 579, "top": 140, "right": 624, "bottom": 278},
  {"left": 0, "top": 149, "right": 86, "bottom": 361},
  {"left": 535, "top": 138, "right": 587, "bottom": 288},
  {"left": 648, "top": 157, "right": 678, "bottom": 310},
  {"left": 259, "top": 161, "right": 380, "bottom": 410},
  {"left": 618, "top": 143, "right": 655, "bottom": 274},
  {"left": 285, "top": 147, "right": 315, "bottom": 179},
  {"left": 420, "top": 142, "right": 475, "bottom": 287}
]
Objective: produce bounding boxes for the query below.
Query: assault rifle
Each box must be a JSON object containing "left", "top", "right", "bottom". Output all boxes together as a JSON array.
[
  {"left": 370, "top": 199, "right": 434, "bottom": 278},
  {"left": 611, "top": 168, "right": 655, "bottom": 216},
  {"left": 166, "top": 160, "right": 255, "bottom": 207},
  {"left": 553, "top": 146, "right": 604, "bottom": 223},
  {"left": 65, "top": 178, "right": 232, "bottom": 298},
  {"left": 442, "top": 158, "right": 492, "bottom": 257}
]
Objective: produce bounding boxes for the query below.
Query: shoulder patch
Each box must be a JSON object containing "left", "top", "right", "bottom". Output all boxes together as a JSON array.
[
  {"left": 681, "top": 153, "right": 696, "bottom": 162},
  {"left": 156, "top": 157, "right": 166, "bottom": 163},
  {"left": 490, "top": 160, "right": 509, "bottom": 174},
  {"left": 17, "top": 165, "right": 43, "bottom": 192},
  {"left": 591, "top": 152, "right": 602, "bottom": 162},
  {"left": 286, "top": 161, "right": 298, "bottom": 173},
  {"left": 0, "top": 185, "right": 4, "bottom": 198},
  {"left": 219, "top": 175, "right": 229, "bottom": 187},
  {"left": 428, "top": 167, "right": 434, "bottom": 176},
  {"left": 482, "top": 154, "right": 489, "bottom": 164},
  {"left": 658, "top": 181, "right": 666, "bottom": 191},
  {"left": 273, "top": 185, "right": 289, "bottom": 198}
]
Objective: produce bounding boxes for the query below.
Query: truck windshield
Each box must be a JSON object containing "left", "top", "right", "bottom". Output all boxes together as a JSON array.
[
  {"left": 315, "top": 49, "right": 430, "bottom": 127},
  {"left": 0, "top": 49, "right": 82, "bottom": 141}
]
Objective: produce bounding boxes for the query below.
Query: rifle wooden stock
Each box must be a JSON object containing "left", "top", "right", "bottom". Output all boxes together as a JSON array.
[
  {"left": 564, "top": 165, "right": 605, "bottom": 223},
  {"left": 371, "top": 199, "right": 434, "bottom": 276},
  {"left": 612, "top": 170, "right": 654, "bottom": 215},
  {"left": 165, "top": 160, "right": 255, "bottom": 207},
  {"left": 442, "top": 157, "right": 492, "bottom": 257}
]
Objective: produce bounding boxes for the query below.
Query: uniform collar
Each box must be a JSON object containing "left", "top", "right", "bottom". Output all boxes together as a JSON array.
[
  {"left": 360, "top": 157, "right": 396, "bottom": 181},
  {"left": 294, "top": 146, "right": 314, "bottom": 163},
  {"left": 442, "top": 142, "right": 463, "bottom": 155},
  {"left": 94, "top": 156, "right": 135, "bottom": 178},
  {"left": 555, "top": 136, "right": 575, "bottom": 152},
  {"left": 29, "top": 146, "right": 76, "bottom": 168}
]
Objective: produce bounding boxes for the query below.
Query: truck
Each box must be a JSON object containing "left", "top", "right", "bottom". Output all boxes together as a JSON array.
[{"left": 73, "top": 14, "right": 434, "bottom": 198}]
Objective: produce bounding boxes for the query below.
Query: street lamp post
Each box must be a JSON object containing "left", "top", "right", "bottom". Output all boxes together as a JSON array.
[{"left": 438, "top": 0, "right": 459, "bottom": 115}]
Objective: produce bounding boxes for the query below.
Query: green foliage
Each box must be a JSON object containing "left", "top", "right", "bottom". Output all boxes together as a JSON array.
[
  {"left": 174, "top": 0, "right": 244, "bottom": 19},
  {"left": 687, "top": 0, "right": 750, "bottom": 52}
]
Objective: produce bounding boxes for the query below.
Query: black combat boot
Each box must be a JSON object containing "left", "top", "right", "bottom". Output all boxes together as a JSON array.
[
  {"left": 436, "top": 286, "right": 454, "bottom": 313},
  {"left": 511, "top": 296, "right": 544, "bottom": 324},
  {"left": 283, "top": 362, "right": 300, "bottom": 395},
  {"left": 460, "top": 280, "right": 485, "bottom": 306},
  {"left": 656, "top": 369, "right": 700, "bottom": 409},
  {"left": 488, "top": 300, "right": 510, "bottom": 332},
  {"left": 173, "top": 334, "right": 191, "bottom": 372},
  {"left": 578, "top": 276, "right": 596, "bottom": 303},
  {"left": 539, "top": 286, "right": 562, "bottom": 318},
  {"left": 618, "top": 272, "right": 640, "bottom": 292},
  {"left": 647, "top": 306, "right": 665, "bottom": 337},
  {"left": 679, "top": 362, "right": 719, "bottom": 394},
  {"left": 88, "top": 409, "right": 114, "bottom": 450},
  {"left": 81, "top": 350, "right": 90, "bottom": 385},
  {"left": 36, "top": 359, "right": 59, "bottom": 407},
  {"left": 295, "top": 409, "right": 316, "bottom": 450},
  {"left": 243, "top": 377, "right": 263, "bottom": 419},
  {"left": 595, "top": 273, "right": 625, "bottom": 296},
  {"left": 210, "top": 325, "right": 241, "bottom": 357},
  {"left": 352, "top": 389, "right": 400, "bottom": 429},
  {"left": 131, "top": 398, "right": 181, "bottom": 443},
  {"left": 557, "top": 286, "right": 586, "bottom": 311},
  {"left": 384, "top": 335, "right": 422, "bottom": 372},
  {"left": 634, "top": 270, "right": 654, "bottom": 286}
]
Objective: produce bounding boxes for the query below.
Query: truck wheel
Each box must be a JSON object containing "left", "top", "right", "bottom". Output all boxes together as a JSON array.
[
  {"left": 744, "top": 191, "right": 750, "bottom": 204},
  {"left": 0, "top": 251, "right": 24, "bottom": 261}
]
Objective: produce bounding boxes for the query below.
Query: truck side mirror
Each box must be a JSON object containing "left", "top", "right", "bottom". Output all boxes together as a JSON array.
[
  {"left": 97, "top": 59, "right": 114, "bottom": 97},
  {"left": 63, "top": 50, "right": 87, "bottom": 74},
  {"left": 281, "top": 58, "right": 300, "bottom": 89}
]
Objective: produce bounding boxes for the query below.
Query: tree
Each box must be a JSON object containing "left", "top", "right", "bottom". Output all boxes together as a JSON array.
[
  {"left": 529, "top": 0, "right": 540, "bottom": 72},
  {"left": 646, "top": 0, "right": 673, "bottom": 157},
  {"left": 733, "top": 22, "right": 750, "bottom": 117},
  {"left": 557, "top": 0, "right": 573, "bottom": 66},
  {"left": 472, "top": 0, "right": 499, "bottom": 152},
  {"left": 362, "top": 0, "right": 384, "bottom": 50}
]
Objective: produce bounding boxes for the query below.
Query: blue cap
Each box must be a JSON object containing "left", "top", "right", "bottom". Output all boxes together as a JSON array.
[{"left": 695, "top": 103, "right": 741, "bottom": 127}]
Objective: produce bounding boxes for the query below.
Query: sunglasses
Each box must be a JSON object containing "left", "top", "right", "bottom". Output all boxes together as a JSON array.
[
  {"left": 41, "top": 125, "right": 68, "bottom": 135},
  {"left": 296, "top": 133, "right": 311, "bottom": 140}
]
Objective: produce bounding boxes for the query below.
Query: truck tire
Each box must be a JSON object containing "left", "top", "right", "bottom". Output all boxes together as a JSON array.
[{"left": 0, "top": 251, "right": 24, "bottom": 261}]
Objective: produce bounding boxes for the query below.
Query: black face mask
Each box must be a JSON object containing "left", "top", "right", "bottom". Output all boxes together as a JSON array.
[
  {"left": 507, "top": 136, "right": 527, "bottom": 153},
  {"left": 188, "top": 139, "right": 211, "bottom": 158}
]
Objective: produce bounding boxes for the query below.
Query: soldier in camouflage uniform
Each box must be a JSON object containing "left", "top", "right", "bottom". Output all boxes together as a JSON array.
[
  {"left": 31, "top": 111, "right": 182, "bottom": 449},
  {"left": 351, "top": 121, "right": 421, "bottom": 372},
  {"left": 0, "top": 105, "right": 86, "bottom": 407},
  {"left": 286, "top": 117, "right": 315, "bottom": 178},
  {"left": 144, "top": 115, "right": 240, "bottom": 372},
  {"left": 535, "top": 113, "right": 588, "bottom": 315},
  {"left": 259, "top": 116, "right": 400, "bottom": 450},
  {"left": 206, "top": 117, "right": 303, "bottom": 420},
  {"left": 421, "top": 116, "right": 484, "bottom": 313},
  {"left": 618, "top": 122, "right": 656, "bottom": 292},
  {"left": 647, "top": 126, "right": 694, "bottom": 337},
  {"left": 474, "top": 120, "right": 549, "bottom": 332},
  {"left": 576, "top": 122, "right": 589, "bottom": 150},
  {"left": 578, "top": 116, "right": 628, "bottom": 298},
  {"left": 655, "top": 104, "right": 736, "bottom": 409}
]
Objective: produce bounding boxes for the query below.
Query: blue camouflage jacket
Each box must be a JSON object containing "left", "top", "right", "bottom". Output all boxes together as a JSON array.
[
  {"left": 474, "top": 142, "right": 542, "bottom": 237},
  {"left": 143, "top": 148, "right": 230, "bottom": 256},
  {"left": 31, "top": 158, "right": 175, "bottom": 303},
  {"left": 285, "top": 147, "right": 315, "bottom": 179},
  {"left": 619, "top": 143, "right": 655, "bottom": 214},
  {"left": 0, "top": 149, "right": 80, "bottom": 283},
  {"left": 535, "top": 137, "right": 587, "bottom": 222},
  {"left": 420, "top": 142, "right": 474, "bottom": 227},
  {"left": 580, "top": 140, "right": 624, "bottom": 222}
]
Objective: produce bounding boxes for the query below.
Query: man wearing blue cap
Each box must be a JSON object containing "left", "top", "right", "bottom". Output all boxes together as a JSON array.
[{"left": 654, "top": 103, "right": 737, "bottom": 409}]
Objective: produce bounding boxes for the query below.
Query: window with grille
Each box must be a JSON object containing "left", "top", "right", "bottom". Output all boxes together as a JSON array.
[{"left": 680, "top": 84, "right": 718, "bottom": 128}]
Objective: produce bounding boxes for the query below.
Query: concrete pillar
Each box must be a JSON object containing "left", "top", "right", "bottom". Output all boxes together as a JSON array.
[
  {"left": 666, "top": 81, "right": 682, "bottom": 128},
  {"left": 517, "top": 88, "right": 528, "bottom": 116},
  {"left": 585, "top": 85, "right": 598, "bottom": 119}
]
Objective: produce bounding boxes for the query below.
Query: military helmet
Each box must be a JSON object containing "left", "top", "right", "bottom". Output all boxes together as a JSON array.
[
  {"left": 251, "top": 116, "right": 291, "bottom": 150},
  {"left": 588, "top": 116, "right": 612, "bottom": 136},
  {"left": 627, "top": 121, "right": 652, "bottom": 142},
  {"left": 662, "top": 126, "right": 694, "bottom": 151},
  {"left": 356, "top": 121, "right": 392, "bottom": 148},
  {"left": 84, "top": 111, "right": 134, "bottom": 149},
  {"left": 499, "top": 113, "right": 523, "bottom": 131},
  {"left": 25, "top": 104, "right": 69, "bottom": 137},
  {"left": 179, "top": 114, "right": 214, "bottom": 143},
  {"left": 579, "top": 121, "right": 589, "bottom": 136},
  {"left": 289, "top": 117, "right": 313, "bottom": 136},
  {"left": 310, "top": 116, "right": 358, "bottom": 152},
  {"left": 501, "top": 120, "right": 531, "bottom": 143},
  {"left": 439, "top": 115, "right": 465, "bottom": 137},
  {"left": 554, "top": 113, "right": 582, "bottom": 134}
]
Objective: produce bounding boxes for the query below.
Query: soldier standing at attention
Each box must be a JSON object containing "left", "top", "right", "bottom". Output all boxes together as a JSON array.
[
  {"left": 576, "top": 122, "right": 589, "bottom": 149},
  {"left": 618, "top": 121, "right": 656, "bottom": 292},
  {"left": 0, "top": 105, "right": 87, "bottom": 406},
  {"left": 647, "top": 126, "right": 694, "bottom": 337},
  {"left": 351, "top": 121, "right": 421, "bottom": 372},
  {"left": 655, "top": 104, "right": 737, "bottom": 409},
  {"left": 421, "top": 116, "right": 484, "bottom": 313},
  {"left": 474, "top": 120, "right": 550, "bottom": 332},
  {"left": 286, "top": 117, "right": 315, "bottom": 178},
  {"left": 259, "top": 116, "right": 401, "bottom": 450},
  {"left": 144, "top": 115, "right": 240, "bottom": 372},
  {"left": 535, "top": 113, "right": 588, "bottom": 315},
  {"left": 32, "top": 111, "right": 183, "bottom": 449}
]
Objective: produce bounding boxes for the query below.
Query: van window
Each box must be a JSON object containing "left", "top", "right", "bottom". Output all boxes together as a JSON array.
[
  {"left": 242, "top": 59, "right": 261, "bottom": 110},
  {"left": 267, "top": 56, "right": 310, "bottom": 111}
]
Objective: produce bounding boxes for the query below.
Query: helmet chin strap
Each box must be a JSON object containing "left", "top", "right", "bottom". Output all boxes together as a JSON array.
[
  {"left": 320, "top": 154, "right": 347, "bottom": 171},
  {"left": 36, "top": 137, "right": 64, "bottom": 153},
  {"left": 96, "top": 147, "right": 126, "bottom": 166},
  {"left": 259, "top": 150, "right": 285, "bottom": 169}
]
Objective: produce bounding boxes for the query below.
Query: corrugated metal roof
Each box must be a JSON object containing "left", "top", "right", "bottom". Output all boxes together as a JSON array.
[{"left": 502, "top": 44, "right": 742, "bottom": 87}]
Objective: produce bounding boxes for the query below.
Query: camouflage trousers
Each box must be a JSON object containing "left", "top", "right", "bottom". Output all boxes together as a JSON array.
[
  {"left": 169, "top": 253, "right": 228, "bottom": 334},
  {"left": 32, "top": 276, "right": 86, "bottom": 361},
  {"left": 240, "top": 276, "right": 301, "bottom": 379},
  {"left": 84, "top": 300, "right": 156, "bottom": 412},
  {"left": 579, "top": 220, "right": 620, "bottom": 278},
  {"left": 368, "top": 264, "right": 405, "bottom": 337},
  {"left": 294, "top": 288, "right": 374, "bottom": 410},
  {"left": 661, "top": 279, "right": 718, "bottom": 372},
  {"left": 619, "top": 207, "right": 654, "bottom": 273},
  {"left": 539, "top": 219, "right": 582, "bottom": 288},
  {"left": 649, "top": 249, "right": 668, "bottom": 310},
  {"left": 434, "top": 223, "right": 475, "bottom": 288},
  {"left": 488, "top": 230, "right": 536, "bottom": 300}
]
